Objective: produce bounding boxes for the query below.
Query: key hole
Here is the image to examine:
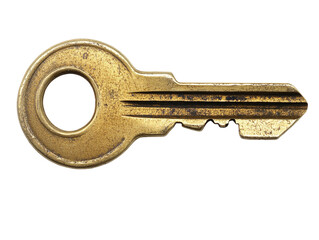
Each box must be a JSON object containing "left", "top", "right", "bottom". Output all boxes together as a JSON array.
[{"left": 43, "top": 73, "right": 96, "bottom": 131}]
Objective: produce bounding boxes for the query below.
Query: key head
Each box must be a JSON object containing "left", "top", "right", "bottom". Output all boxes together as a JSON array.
[{"left": 18, "top": 39, "right": 175, "bottom": 167}]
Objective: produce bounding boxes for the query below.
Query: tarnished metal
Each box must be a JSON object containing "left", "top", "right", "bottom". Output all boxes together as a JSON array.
[{"left": 18, "top": 39, "right": 308, "bottom": 167}]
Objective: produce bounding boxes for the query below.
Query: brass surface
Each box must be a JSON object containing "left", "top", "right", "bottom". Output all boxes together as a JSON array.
[{"left": 18, "top": 39, "right": 308, "bottom": 167}]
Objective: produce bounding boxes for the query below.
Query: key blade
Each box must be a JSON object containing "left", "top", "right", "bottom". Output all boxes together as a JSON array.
[{"left": 123, "top": 83, "right": 307, "bottom": 139}]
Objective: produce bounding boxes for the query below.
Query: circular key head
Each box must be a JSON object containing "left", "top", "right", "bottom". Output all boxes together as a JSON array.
[{"left": 18, "top": 39, "right": 145, "bottom": 167}]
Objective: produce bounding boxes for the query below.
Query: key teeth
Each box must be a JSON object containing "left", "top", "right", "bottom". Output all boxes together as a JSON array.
[
  {"left": 182, "top": 118, "right": 298, "bottom": 139},
  {"left": 182, "top": 119, "right": 232, "bottom": 130},
  {"left": 235, "top": 119, "right": 298, "bottom": 139},
  {"left": 212, "top": 119, "right": 230, "bottom": 128},
  {"left": 181, "top": 119, "right": 208, "bottom": 130}
]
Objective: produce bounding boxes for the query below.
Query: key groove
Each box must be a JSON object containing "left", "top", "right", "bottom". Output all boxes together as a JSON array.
[
  {"left": 122, "top": 100, "right": 307, "bottom": 109},
  {"left": 126, "top": 91, "right": 306, "bottom": 103},
  {"left": 130, "top": 91, "right": 301, "bottom": 96}
]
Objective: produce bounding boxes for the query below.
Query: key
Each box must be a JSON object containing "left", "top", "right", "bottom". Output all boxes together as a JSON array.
[{"left": 18, "top": 39, "right": 307, "bottom": 167}]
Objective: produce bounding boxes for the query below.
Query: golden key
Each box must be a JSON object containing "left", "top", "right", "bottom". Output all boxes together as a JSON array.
[{"left": 18, "top": 39, "right": 308, "bottom": 167}]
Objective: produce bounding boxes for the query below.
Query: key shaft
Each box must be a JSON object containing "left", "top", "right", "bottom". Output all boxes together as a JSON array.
[
  {"left": 121, "top": 83, "right": 306, "bottom": 137},
  {"left": 123, "top": 85, "right": 305, "bottom": 118}
]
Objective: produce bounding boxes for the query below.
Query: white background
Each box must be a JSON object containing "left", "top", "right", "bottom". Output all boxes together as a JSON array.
[{"left": 1, "top": 1, "right": 319, "bottom": 239}]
